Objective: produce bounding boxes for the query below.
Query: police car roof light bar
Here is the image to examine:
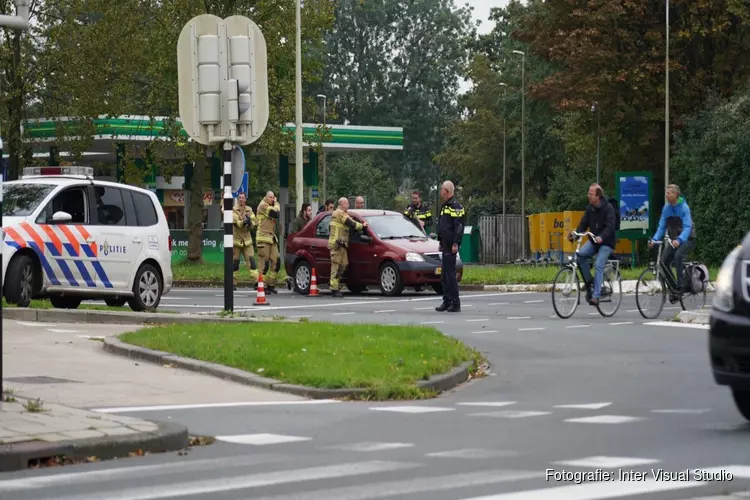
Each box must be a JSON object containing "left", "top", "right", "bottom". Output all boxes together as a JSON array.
[{"left": 22, "top": 166, "right": 95, "bottom": 178}]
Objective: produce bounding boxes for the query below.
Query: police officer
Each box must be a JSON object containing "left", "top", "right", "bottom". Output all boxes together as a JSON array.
[
  {"left": 328, "top": 197, "right": 368, "bottom": 297},
  {"left": 232, "top": 192, "right": 259, "bottom": 289},
  {"left": 404, "top": 190, "right": 433, "bottom": 234},
  {"left": 435, "top": 181, "right": 464, "bottom": 312},
  {"left": 256, "top": 191, "right": 281, "bottom": 293}
]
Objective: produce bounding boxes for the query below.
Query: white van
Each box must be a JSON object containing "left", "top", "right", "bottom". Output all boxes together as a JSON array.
[{"left": 1, "top": 166, "right": 173, "bottom": 310}]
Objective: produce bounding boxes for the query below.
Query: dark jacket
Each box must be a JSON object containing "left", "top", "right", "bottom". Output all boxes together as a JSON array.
[
  {"left": 576, "top": 196, "right": 616, "bottom": 249},
  {"left": 437, "top": 196, "right": 465, "bottom": 250}
]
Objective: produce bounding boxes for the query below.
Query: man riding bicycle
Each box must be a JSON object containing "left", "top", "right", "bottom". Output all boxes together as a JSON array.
[
  {"left": 648, "top": 184, "right": 696, "bottom": 300},
  {"left": 568, "top": 183, "right": 617, "bottom": 306}
]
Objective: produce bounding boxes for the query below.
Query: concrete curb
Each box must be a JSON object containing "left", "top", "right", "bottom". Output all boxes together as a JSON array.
[
  {"left": 1, "top": 308, "right": 268, "bottom": 325},
  {"left": 0, "top": 419, "right": 188, "bottom": 472},
  {"left": 677, "top": 309, "right": 710, "bottom": 325},
  {"left": 102, "top": 336, "right": 475, "bottom": 399}
]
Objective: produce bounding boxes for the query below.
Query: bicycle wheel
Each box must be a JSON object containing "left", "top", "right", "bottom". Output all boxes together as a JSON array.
[
  {"left": 552, "top": 266, "right": 580, "bottom": 319},
  {"left": 597, "top": 264, "right": 623, "bottom": 317},
  {"left": 680, "top": 281, "right": 708, "bottom": 311},
  {"left": 635, "top": 266, "right": 666, "bottom": 319}
]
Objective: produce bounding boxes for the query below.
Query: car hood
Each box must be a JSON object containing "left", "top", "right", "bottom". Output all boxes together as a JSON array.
[{"left": 386, "top": 238, "right": 441, "bottom": 254}]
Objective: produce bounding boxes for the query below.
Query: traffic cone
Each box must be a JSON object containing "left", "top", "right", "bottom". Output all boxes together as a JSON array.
[
  {"left": 309, "top": 267, "right": 319, "bottom": 296},
  {"left": 253, "top": 273, "right": 270, "bottom": 306}
]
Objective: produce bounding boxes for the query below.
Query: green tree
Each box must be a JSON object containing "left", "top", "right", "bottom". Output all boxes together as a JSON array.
[{"left": 326, "top": 152, "right": 397, "bottom": 210}]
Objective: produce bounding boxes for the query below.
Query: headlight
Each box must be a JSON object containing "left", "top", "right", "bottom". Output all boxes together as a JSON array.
[
  {"left": 405, "top": 252, "right": 424, "bottom": 262},
  {"left": 713, "top": 245, "right": 742, "bottom": 312}
]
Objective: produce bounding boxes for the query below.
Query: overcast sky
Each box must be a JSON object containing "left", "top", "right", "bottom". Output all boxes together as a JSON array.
[{"left": 458, "top": 0, "right": 511, "bottom": 94}]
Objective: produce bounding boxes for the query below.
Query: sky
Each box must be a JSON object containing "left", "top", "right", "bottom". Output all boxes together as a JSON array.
[{"left": 458, "top": 0, "right": 512, "bottom": 94}]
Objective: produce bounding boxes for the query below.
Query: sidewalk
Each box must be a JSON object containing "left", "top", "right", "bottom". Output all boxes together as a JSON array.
[{"left": 0, "top": 393, "right": 187, "bottom": 472}]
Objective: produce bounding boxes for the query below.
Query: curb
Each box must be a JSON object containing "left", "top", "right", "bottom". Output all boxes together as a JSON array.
[
  {"left": 102, "top": 336, "right": 475, "bottom": 399},
  {"left": 0, "top": 419, "right": 188, "bottom": 472},
  {"left": 677, "top": 309, "right": 710, "bottom": 325},
  {"left": 1, "top": 308, "right": 268, "bottom": 325}
]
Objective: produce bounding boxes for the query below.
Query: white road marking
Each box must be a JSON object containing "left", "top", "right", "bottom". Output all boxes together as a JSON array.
[
  {"left": 370, "top": 406, "right": 454, "bottom": 413},
  {"left": 472, "top": 330, "right": 498, "bottom": 334},
  {"left": 215, "top": 433, "right": 311, "bottom": 445},
  {"left": 524, "top": 300, "right": 543, "bottom": 304},
  {"left": 587, "top": 312, "right": 599, "bottom": 316},
  {"left": 565, "top": 415, "right": 645, "bottom": 424},
  {"left": 455, "top": 475, "right": 704, "bottom": 500},
  {"left": 626, "top": 309, "right": 639, "bottom": 312},
  {"left": 14, "top": 321, "right": 53, "bottom": 327},
  {"left": 518, "top": 327, "right": 544, "bottom": 331},
  {"left": 425, "top": 449, "right": 520, "bottom": 459},
  {"left": 415, "top": 307, "right": 434, "bottom": 310},
  {"left": 566, "top": 324, "right": 590, "bottom": 329},
  {"left": 457, "top": 402, "right": 516, "bottom": 407},
  {"left": 651, "top": 409, "right": 711, "bottom": 414},
  {"left": 333, "top": 312, "right": 355, "bottom": 316},
  {"left": 507, "top": 316, "right": 531, "bottom": 320},
  {"left": 420, "top": 321, "right": 444, "bottom": 325},
  {"left": 551, "top": 456, "right": 660, "bottom": 468},
  {"left": 554, "top": 403, "right": 612, "bottom": 410},
  {"left": 374, "top": 310, "right": 396, "bottom": 314},
  {"left": 38, "top": 461, "right": 421, "bottom": 500},
  {"left": 91, "top": 400, "right": 340, "bottom": 413},
  {"left": 489, "top": 302, "right": 509, "bottom": 306},
  {"left": 609, "top": 322, "right": 633, "bottom": 325},
  {"left": 704, "top": 465, "right": 750, "bottom": 478},
  {"left": 77, "top": 335, "right": 106, "bottom": 340},
  {"left": 325, "top": 442, "right": 414, "bottom": 452},
  {"left": 47, "top": 328, "right": 83, "bottom": 333},
  {"left": 644, "top": 321, "right": 709, "bottom": 330},
  {"left": 160, "top": 297, "right": 193, "bottom": 300},
  {"left": 470, "top": 410, "right": 551, "bottom": 418},
  {"left": 288, "top": 315, "right": 309, "bottom": 319},
  {"left": 466, "top": 318, "right": 490, "bottom": 322}
]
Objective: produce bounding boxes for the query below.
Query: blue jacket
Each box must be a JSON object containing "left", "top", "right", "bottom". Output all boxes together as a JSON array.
[{"left": 652, "top": 195, "right": 696, "bottom": 244}]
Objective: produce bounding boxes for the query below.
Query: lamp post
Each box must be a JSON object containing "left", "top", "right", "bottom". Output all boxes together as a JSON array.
[
  {"left": 317, "top": 94, "right": 327, "bottom": 202},
  {"left": 512, "top": 49, "right": 526, "bottom": 259},
  {"left": 664, "top": 0, "right": 670, "bottom": 199},
  {"left": 294, "top": 0, "right": 303, "bottom": 213},
  {"left": 592, "top": 101, "right": 601, "bottom": 184},
  {"left": 499, "top": 82, "right": 507, "bottom": 262}
]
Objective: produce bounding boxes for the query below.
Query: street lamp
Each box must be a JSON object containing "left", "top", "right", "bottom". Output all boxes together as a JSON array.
[
  {"left": 664, "top": 0, "right": 670, "bottom": 199},
  {"left": 499, "top": 82, "right": 507, "bottom": 261},
  {"left": 294, "top": 0, "right": 303, "bottom": 213},
  {"left": 317, "top": 94, "right": 327, "bottom": 202},
  {"left": 592, "top": 101, "right": 601, "bottom": 184},
  {"left": 512, "top": 49, "right": 526, "bottom": 259}
]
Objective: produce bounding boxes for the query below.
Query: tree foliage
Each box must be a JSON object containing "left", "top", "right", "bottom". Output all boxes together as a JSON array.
[{"left": 326, "top": 152, "right": 397, "bottom": 210}]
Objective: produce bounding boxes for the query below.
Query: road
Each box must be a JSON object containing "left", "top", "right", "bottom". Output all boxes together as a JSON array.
[{"left": 2, "top": 287, "right": 749, "bottom": 499}]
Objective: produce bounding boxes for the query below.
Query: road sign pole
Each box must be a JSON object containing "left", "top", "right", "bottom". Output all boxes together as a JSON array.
[{"left": 223, "top": 141, "right": 233, "bottom": 311}]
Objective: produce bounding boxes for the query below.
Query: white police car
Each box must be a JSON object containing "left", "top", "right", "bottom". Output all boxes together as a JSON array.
[{"left": 1, "top": 166, "right": 173, "bottom": 310}]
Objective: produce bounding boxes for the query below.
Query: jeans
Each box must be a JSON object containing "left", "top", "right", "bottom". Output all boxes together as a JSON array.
[
  {"left": 661, "top": 238, "right": 695, "bottom": 289},
  {"left": 577, "top": 241, "right": 613, "bottom": 299},
  {"left": 441, "top": 252, "right": 459, "bottom": 304}
]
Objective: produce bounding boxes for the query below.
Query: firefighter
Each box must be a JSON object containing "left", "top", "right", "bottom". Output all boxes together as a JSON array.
[
  {"left": 404, "top": 190, "right": 433, "bottom": 234},
  {"left": 328, "top": 197, "right": 368, "bottom": 296},
  {"left": 232, "top": 192, "right": 259, "bottom": 289},
  {"left": 256, "top": 190, "right": 281, "bottom": 293}
]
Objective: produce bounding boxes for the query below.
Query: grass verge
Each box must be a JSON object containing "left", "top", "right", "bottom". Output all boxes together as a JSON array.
[
  {"left": 173, "top": 260, "right": 718, "bottom": 286},
  {"left": 120, "top": 322, "right": 485, "bottom": 400},
  {"left": 1, "top": 298, "right": 175, "bottom": 313}
]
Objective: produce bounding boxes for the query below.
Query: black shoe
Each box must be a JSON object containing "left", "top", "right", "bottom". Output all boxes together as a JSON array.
[
  {"left": 435, "top": 302, "right": 449, "bottom": 312},
  {"left": 447, "top": 301, "right": 461, "bottom": 312},
  {"left": 331, "top": 290, "right": 343, "bottom": 297},
  {"left": 267, "top": 286, "right": 278, "bottom": 294}
]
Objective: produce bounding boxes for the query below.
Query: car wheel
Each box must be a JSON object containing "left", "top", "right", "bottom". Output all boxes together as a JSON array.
[
  {"left": 105, "top": 298, "right": 128, "bottom": 307},
  {"left": 49, "top": 296, "right": 82, "bottom": 309},
  {"left": 379, "top": 261, "right": 403, "bottom": 296},
  {"left": 4, "top": 254, "right": 36, "bottom": 308},
  {"left": 732, "top": 388, "right": 750, "bottom": 422},
  {"left": 294, "top": 260, "right": 312, "bottom": 295},
  {"left": 432, "top": 283, "right": 443, "bottom": 295},
  {"left": 128, "top": 263, "right": 162, "bottom": 311}
]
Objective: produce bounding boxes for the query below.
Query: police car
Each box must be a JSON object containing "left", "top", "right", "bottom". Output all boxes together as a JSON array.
[{"left": 1, "top": 166, "right": 172, "bottom": 310}]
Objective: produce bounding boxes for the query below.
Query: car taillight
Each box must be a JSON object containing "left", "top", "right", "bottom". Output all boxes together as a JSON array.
[{"left": 168, "top": 235, "right": 172, "bottom": 251}]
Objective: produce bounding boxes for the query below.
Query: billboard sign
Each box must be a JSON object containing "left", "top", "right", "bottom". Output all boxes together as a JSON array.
[{"left": 615, "top": 171, "right": 652, "bottom": 238}]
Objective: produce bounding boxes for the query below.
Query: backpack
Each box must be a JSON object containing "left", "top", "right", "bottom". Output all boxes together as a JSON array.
[
  {"left": 608, "top": 197, "right": 621, "bottom": 231},
  {"left": 683, "top": 263, "right": 709, "bottom": 294}
]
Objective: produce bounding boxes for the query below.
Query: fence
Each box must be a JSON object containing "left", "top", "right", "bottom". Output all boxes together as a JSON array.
[{"left": 478, "top": 214, "right": 526, "bottom": 264}]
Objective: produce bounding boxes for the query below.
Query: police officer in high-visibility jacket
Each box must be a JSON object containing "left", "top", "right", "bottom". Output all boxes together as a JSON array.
[
  {"left": 435, "top": 180, "right": 465, "bottom": 312},
  {"left": 232, "top": 192, "right": 259, "bottom": 289},
  {"left": 404, "top": 190, "right": 433, "bottom": 234},
  {"left": 256, "top": 191, "right": 281, "bottom": 293},
  {"left": 328, "top": 197, "right": 368, "bottom": 297}
]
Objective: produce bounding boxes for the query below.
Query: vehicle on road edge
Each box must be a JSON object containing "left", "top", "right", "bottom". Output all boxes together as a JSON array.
[
  {"left": 284, "top": 209, "right": 462, "bottom": 296},
  {"left": 709, "top": 229, "right": 750, "bottom": 421}
]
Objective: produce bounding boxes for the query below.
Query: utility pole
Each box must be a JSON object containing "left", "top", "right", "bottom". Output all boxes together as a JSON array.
[
  {"left": 592, "top": 101, "right": 601, "bottom": 184},
  {"left": 664, "top": 0, "right": 670, "bottom": 199},
  {"left": 295, "top": 0, "right": 303, "bottom": 214},
  {"left": 317, "top": 94, "right": 327, "bottom": 202},
  {"left": 499, "top": 82, "right": 507, "bottom": 262},
  {"left": 177, "top": 14, "right": 269, "bottom": 312},
  {"left": 513, "top": 50, "right": 526, "bottom": 259},
  {"left": 0, "top": 0, "right": 32, "bottom": 396}
]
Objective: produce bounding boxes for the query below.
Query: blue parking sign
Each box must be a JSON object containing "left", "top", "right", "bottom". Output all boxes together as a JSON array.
[{"left": 232, "top": 172, "right": 249, "bottom": 198}]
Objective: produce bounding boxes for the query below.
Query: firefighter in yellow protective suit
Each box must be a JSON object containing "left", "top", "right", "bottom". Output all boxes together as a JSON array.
[
  {"left": 232, "top": 193, "right": 259, "bottom": 289},
  {"left": 328, "top": 197, "right": 368, "bottom": 297},
  {"left": 256, "top": 191, "right": 281, "bottom": 293}
]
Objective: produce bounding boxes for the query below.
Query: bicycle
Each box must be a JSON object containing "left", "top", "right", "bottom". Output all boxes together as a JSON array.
[
  {"left": 551, "top": 231, "right": 623, "bottom": 319},
  {"left": 634, "top": 234, "right": 708, "bottom": 319}
]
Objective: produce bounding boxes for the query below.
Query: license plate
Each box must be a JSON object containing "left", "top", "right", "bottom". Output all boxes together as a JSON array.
[{"left": 435, "top": 267, "right": 442, "bottom": 275}]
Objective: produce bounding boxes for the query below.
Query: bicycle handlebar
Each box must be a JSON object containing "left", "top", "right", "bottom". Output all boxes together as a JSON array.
[
  {"left": 650, "top": 235, "right": 673, "bottom": 246},
  {"left": 571, "top": 230, "right": 596, "bottom": 240}
]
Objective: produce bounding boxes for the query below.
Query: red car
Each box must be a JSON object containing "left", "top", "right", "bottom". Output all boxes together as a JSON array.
[{"left": 284, "top": 209, "right": 463, "bottom": 296}]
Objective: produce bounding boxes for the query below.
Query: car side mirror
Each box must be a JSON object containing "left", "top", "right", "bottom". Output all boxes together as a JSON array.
[
  {"left": 49, "top": 211, "right": 72, "bottom": 224},
  {"left": 429, "top": 232, "right": 437, "bottom": 240},
  {"left": 359, "top": 234, "right": 372, "bottom": 243}
]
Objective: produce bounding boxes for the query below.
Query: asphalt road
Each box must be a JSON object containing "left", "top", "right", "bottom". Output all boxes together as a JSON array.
[{"left": 3, "top": 287, "right": 748, "bottom": 500}]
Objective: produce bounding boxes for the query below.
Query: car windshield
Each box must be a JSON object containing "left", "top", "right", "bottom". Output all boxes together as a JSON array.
[
  {"left": 1, "top": 183, "right": 56, "bottom": 217},
  {"left": 363, "top": 214, "right": 427, "bottom": 240}
]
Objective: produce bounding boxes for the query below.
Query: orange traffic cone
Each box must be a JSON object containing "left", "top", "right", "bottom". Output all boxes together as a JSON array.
[
  {"left": 253, "top": 273, "right": 270, "bottom": 306},
  {"left": 309, "top": 267, "right": 319, "bottom": 296}
]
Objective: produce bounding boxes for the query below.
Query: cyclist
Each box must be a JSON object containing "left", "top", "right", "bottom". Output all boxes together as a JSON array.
[
  {"left": 568, "top": 183, "right": 617, "bottom": 306},
  {"left": 648, "top": 184, "right": 696, "bottom": 300}
]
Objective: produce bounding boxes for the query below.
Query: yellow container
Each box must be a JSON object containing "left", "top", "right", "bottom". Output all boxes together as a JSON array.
[
  {"left": 615, "top": 238, "right": 633, "bottom": 254},
  {"left": 528, "top": 214, "right": 541, "bottom": 253},
  {"left": 563, "top": 210, "right": 586, "bottom": 253},
  {"left": 546, "top": 212, "right": 565, "bottom": 252},
  {"left": 539, "top": 214, "right": 548, "bottom": 252}
]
